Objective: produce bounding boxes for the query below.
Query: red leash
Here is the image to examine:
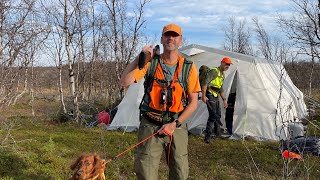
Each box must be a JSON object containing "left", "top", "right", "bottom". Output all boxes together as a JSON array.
[
  {"left": 106, "top": 131, "right": 160, "bottom": 163},
  {"left": 162, "top": 127, "right": 173, "bottom": 168},
  {"left": 106, "top": 130, "right": 174, "bottom": 168}
]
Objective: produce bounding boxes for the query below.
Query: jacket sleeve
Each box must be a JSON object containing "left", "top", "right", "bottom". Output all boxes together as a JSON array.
[
  {"left": 187, "top": 64, "right": 201, "bottom": 93},
  {"left": 133, "top": 63, "right": 150, "bottom": 82}
]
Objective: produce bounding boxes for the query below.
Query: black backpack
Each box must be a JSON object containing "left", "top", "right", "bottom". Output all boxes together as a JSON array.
[{"left": 281, "top": 137, "right": 320, "bottom": 156}]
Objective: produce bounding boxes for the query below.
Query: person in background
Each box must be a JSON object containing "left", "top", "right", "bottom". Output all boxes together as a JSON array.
[
  {"left": 225, "top": 92, "right": 236, "bottom": 135},
  {"left": 119, "top": 23, "right": 201, "bottom": 180},
  {"left": 201, "top": 57, "right": 232, "bottom": 144}
]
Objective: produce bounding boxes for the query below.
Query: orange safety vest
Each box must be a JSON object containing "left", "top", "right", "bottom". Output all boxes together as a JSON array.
[{"left": 140, "top": 54, "right": 192, "bottom": 123}]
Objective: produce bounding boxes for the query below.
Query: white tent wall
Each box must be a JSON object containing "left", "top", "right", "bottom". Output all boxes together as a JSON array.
[
  {"left": 109, "top": 44, "right": 308, "bottom": 141},
  {"left": 108, "top": 80, "right": 144, "bottom": 132},
  {"left": 241, "top": 60, "right": 280, "bottom": 140},
  {"left": 255, "top": 58, "right": 306, "bottom": 139}
]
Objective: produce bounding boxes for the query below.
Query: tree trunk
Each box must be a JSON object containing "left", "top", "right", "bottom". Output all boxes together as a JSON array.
[
  {"left": 58, "top": 63, "right": 67, "bottom": 114},
  {"left": 64, "top": 0, "right": 79, "bottom": 121},
  {"left": 30, "top": 61, "right": 35, "bottom": 117},
  {"left": 308, "top": 54, "right": 315, "bottom": 97},
  {"left": 88, "top": 0, "right": 96, "bottom": 99},
  {"left": 12, "top": 66, "right": 28, "bottom": 105}
]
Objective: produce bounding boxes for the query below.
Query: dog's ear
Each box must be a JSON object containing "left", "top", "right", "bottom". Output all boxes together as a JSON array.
[
  {"left": 93, "top": 154, "right": 101, "bottom": 165},
  {"left": 70, "top": 155, "right": 83, "bottom": 170},
  {"left": 101, "top": 159, "right": 106, "bottom": 168},
  {"left": 90, "top": 154, "right": 101, "bottom": 175}
]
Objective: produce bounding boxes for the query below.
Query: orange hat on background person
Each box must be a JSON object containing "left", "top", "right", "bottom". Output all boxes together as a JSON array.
[
  {"left": 221, "top": 57, "right": 232, "bottom": 64},
  {"left": 162, "top": 23, "right": 182, "bottom": 36}
]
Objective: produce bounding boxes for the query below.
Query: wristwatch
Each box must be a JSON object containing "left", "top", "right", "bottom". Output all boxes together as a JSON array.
[{"left": 174, "top": 119, "right": 182, "bottom": 128}]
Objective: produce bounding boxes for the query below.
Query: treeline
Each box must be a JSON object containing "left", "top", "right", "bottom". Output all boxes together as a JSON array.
[
  {"left": 28, "top": 60, "right": 319, "bottom": 97},
  {"left": 32, "top": 61, "right": 120, "bottom": 99},
  {"left": 284, "top": 61, "right": 320, "bottom": 90}
]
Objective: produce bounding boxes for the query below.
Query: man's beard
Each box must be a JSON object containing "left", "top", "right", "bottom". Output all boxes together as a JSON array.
[{"left": 164, "top": 45, "right": 178, "bottom": 51}]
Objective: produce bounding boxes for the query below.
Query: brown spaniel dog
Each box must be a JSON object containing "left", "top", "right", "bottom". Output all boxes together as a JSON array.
[{"left": 70, "top": 154, "right": 106, "bottom": 180}]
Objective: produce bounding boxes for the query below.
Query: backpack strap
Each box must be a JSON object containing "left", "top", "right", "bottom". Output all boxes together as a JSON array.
[
  {"left": 143, "top": 55, "right": 160, "bottom": 90},
  {"left": 146, "top": 55, "right": 159, "bottom": 78},
  {"left": 140, "top": 55, "right": 160, "bottom": 112},
  {"left": 179, "top": 58, "right": 193, "bottom": 106}
]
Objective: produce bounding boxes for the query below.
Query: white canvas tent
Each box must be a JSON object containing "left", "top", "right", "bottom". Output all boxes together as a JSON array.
[{"left": 108, "top": 44, "right": 307, "bottom": 141}]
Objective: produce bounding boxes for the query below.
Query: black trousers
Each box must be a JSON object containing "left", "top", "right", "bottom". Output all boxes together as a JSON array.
[
  {"left": 205, "top": 92, "right": 221, "bottom": 137},
  {"left": 225, "top": 107, "right": 234, "bottom": 135}
]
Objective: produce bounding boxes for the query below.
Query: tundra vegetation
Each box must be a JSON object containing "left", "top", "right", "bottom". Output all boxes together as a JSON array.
[{"left": 0, "top": 0, "right": 320, "bottom": 179}]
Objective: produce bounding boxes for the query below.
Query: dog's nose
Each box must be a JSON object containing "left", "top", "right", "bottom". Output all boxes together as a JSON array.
[{"left": 77, "top": 170, "right": 83, "bottom": 176}]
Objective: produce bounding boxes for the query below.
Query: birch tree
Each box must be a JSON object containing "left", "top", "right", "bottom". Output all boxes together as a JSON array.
[
  {"left": 223, "top": 16, "right": 253, "bottom": 55},
  {"left": 102, "top": 0, "right": 149, "bottom": 100},
  {"left": 0, "top": 0, "right": 48, "bottom": 107},
  {"left": 252, "top": 17, "right": 292, "bottom": 63},
  {"left": 63, "top": 0, "right": 80, "bottom": 120},
  {"left": 277, "top": 0, "right": 320, "bottom": 95}
]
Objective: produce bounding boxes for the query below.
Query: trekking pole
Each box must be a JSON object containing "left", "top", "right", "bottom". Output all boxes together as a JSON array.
[{"left": 106, "top": 131, "right": 159, "bottom": 164}]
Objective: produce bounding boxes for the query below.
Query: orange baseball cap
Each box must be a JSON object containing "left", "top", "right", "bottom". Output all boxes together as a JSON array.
[
  {"left": 162, "top": 23, "right": 182, "bottom": 36},
  {"left": 221, "top": 57, "right": 232, "bottom": 64}
]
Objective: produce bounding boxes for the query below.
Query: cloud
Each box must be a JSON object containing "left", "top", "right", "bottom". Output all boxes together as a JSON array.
[
  {"left": 144, "top": 8, "right": 155, "bottom": 18},
  {"left": 130, "top": 0, "right": 293, "bottom": 47},
  {"left": 145, "top": 0, "right": 291, "bottom": 25},
  {"left": 158, "top": 16, "right": 191, "bottom": 24}
]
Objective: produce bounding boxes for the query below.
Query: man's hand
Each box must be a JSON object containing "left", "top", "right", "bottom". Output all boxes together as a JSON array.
[
  {"left": 202, "top": 95, "right": 208, "bottom": 103},
  {"left": 138, "top": 45, "right": 154, "bottom": 70},
  {"left": 142, "top": 45, "right": 154, "bottom": 61},
  {"left": 158, "top": 122, "right": 176, "bottom": 136},
  {"left": 223, "top": 99, "right": 228, "bottom": 109}
]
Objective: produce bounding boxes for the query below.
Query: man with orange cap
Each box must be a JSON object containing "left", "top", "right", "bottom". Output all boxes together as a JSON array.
[
  {"left": 202, "top": 57, "right": 232, "bottom": 144},
  {"left": 120, "top": 23, "right": 200, "bottom": 179}
]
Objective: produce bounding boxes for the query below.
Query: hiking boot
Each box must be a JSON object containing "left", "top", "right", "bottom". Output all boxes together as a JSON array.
[{"left": 204, "top": 136, "right": 210, "bottom": 144}]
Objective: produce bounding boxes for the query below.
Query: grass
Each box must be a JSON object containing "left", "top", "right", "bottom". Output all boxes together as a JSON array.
[
  {"left": 0, "top": 117, "right": 137, "bottom": 179},
  {"left": 0, "top": 115, "right": 320, "bottom": 179},
  {"left": 0, "top": 94, "right": 320, "bottom": 179}
]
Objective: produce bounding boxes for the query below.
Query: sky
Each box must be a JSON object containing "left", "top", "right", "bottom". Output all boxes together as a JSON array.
[
  {"left": 38, "top": 0, "right": 295, "bottom": 66},
  {"left": 130, "top": 0, "right": 293, "bottom": 48}
]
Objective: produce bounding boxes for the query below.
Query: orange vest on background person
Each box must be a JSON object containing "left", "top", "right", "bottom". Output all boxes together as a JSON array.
[{"left": 140, "top": 54, "right": 190, "bottom": 118}]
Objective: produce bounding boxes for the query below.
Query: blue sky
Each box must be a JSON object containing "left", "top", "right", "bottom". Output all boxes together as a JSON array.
[{"left": 131, "top": 0, "right": 293, "bottom": 48}]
